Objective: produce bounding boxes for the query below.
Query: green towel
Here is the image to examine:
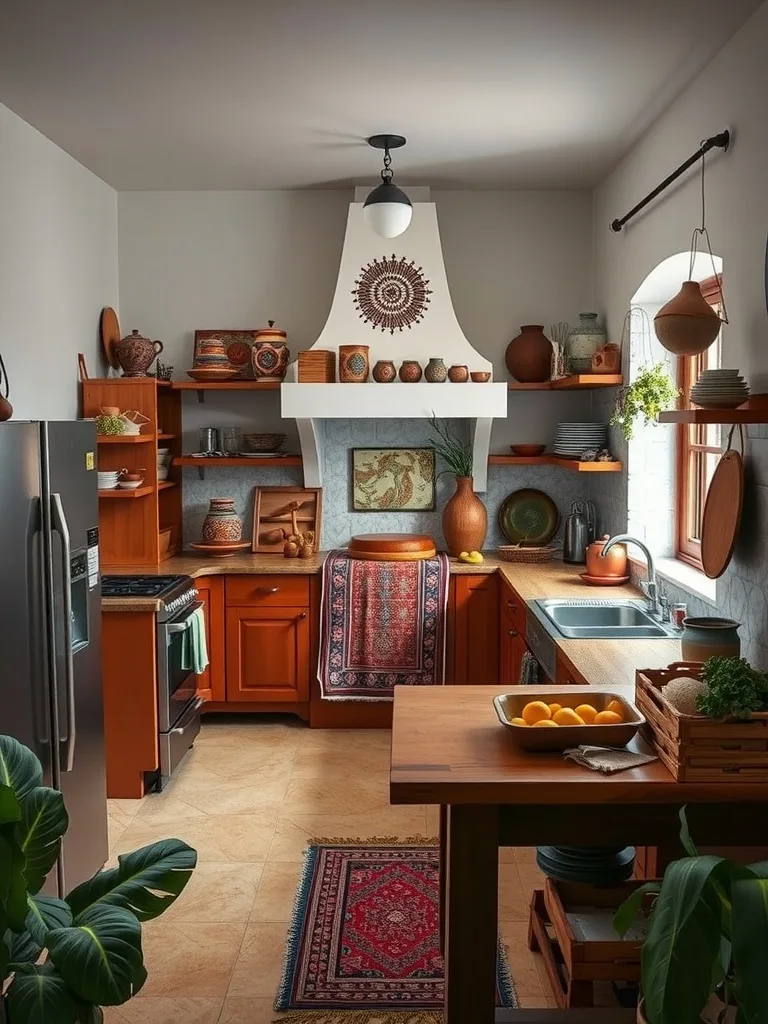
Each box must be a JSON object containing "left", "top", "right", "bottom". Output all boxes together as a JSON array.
[{"left": 181, "top": 606, "right": 209, "bottom": 675}]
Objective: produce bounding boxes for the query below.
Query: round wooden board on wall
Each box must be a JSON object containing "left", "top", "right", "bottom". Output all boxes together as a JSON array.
[
  {"left": 100, "top": 307, "right": 121, "bottom": 369},
  {"left": 700, "top": 449, "right": 744, "bottom": 579}
]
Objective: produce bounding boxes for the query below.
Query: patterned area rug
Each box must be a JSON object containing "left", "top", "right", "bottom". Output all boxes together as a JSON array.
[
  {"left": 274, "top": 839, "right": 516, "bottom": 1023},
  {"left": 318, "top": 552, "right": 449, "bottom": 700}
]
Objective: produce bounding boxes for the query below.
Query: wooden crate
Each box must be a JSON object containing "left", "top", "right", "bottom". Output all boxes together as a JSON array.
[
  {"left": 527, "top": 879, "right": 651, "bottom": 1009},
  {"left": 297, "top": 349, "right": 335, "bottom": 382},
  {"left": 636, "top": 662, "right": 768, "bottom": 782}
]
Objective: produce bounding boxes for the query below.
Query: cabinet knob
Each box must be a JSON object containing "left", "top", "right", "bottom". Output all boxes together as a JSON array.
[
  {"left": 256, "top": 586, "right": 280, "bottom": 595},
  {"left": 297, "top": 612, "right": 307, "bottom": 620},
  {"left": 507, "top": 600, "right": 518, "bottom": 612},
  {"left": 509, "top": 628, "right": 518, "bottom": 637}
]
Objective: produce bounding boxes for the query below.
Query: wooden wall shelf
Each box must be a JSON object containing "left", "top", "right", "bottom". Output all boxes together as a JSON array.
[
  {"left": 174, "top": 454, "right": 302, "bottom": 480},
  {"left": 488, "top": 455, "right": 623, "bottom": 472},
  {"left": 173, "top": 380, "right": 281, "bottom": 403},
  {"left": 97, "top": 434, "right": 156, "bottom": 444},
  {"left": 507, "top": 374, "right": 623, "bottom": 391},
  {"left": 98, "top": 486, "right": 154, "bottom": 499},
  {"left": 658, "top": 408, "right": 767, "bottom": 425},
  {"left": 157, "top": 481, "right": 177, "bottom": 491}
]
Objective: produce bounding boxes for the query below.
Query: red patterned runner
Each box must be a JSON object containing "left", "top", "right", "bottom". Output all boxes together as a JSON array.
[{"left": 318, "top": 552, "right": 449, "bottom": 701}]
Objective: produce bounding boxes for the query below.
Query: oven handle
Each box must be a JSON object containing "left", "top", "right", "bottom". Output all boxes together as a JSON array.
[
  {"left": 165, "top": 601, "right": 204, "bottom": 633},
  {"left": 171, "top": 696, "right": 205, "bottom": 734}
]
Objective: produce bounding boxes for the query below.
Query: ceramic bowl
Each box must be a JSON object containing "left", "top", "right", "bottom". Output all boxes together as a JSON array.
[
  {"left": 117, "top": 479, "right": 144, "bottom": 490},
  {"left": 470, "top": 371, "right": 492, "bottom": 383},
  {"left": 510, "top": 444, "right": 546, "bottom": 457},
  {"left": 242, "top": 432, "right": 286, "bottom": 452}
]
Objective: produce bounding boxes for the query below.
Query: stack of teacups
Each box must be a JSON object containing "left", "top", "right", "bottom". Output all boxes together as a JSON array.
[{"left": 188, "top": 337, "right": 237, "bottom": 381}]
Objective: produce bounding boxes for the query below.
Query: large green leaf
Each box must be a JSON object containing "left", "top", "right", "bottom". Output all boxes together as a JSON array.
[
  {"left": 0, "top": 782, "right": 21, "bottom": 824},
  {"left": 9, "top": 927, "right": 43, "bottom": 967},
  {"left": 1, "top": 929, "right": 10, "bottom": 979},
  {"left": 47, "top": 903, "right": 147, "bottom": 1005},
  {"left": 26, "top": 894, "right": 73, "bottom": 946},
  {"left": 678, "top": 806, "right": 699, "bottom": 858},
  {"left": 0, "top": 736, "right": 43, "bottom": 801},
  {"left": 5, "top": 962, "right": 79, "bottom": 1024},
  {"left": 732, "top": 877, "right": 768, "bottom": 1024},
  {"left": 642, "top": 855, "right": 726, "bottom": 1024},
  {"left": 0, "top": 829, "right": 29, "bottom": 932},
  {"left": 66, "top": 839, "right": 196, "bottom": 922},
  {"left": 17, "top": 786, "right": 68, "bottom": 894},
  {"left": 613, "top": 881, "right": 660, "bottom": 938}
]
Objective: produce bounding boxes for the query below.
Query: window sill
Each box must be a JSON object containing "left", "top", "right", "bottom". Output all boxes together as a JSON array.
[{"left": 628, "top": 555, "right": 717, "bottom": 606}]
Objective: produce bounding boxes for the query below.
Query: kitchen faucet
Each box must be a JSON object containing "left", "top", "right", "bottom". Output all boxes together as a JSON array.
[{"left": 601, "top": 534, "right": 659, "bottom": 618}]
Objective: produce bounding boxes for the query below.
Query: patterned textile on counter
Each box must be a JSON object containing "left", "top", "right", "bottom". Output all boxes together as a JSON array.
[
  {"left": 318, "top": 550, "right": 449, "bottom": 701},
  {"left": 519, "top": 649, "right": 540, "bottom": 684}
]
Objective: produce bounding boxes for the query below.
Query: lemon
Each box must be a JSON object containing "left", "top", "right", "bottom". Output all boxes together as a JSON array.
[
  {"left": 510, "top": 717, "right": 529, "bottom": 727},
  {"left": 459, "top": 551, "right": 469, "bottom": 559},
  {"left": 606, "top": 700, "right": 624, "bottom": 718},
  {"left": 594, "top": 710, "right": 623, "bottom": 725},
  {"left": 574, "top": 703, "right": 598, "bottom": 724},
  {"left": 532, "top": 719, "right": 559, "bottom": 728},
  {"left": 553, "top": 707, "right": 585, "bottom": 726},
  {"left": 521, "top": 700, "right": 552, "bottom": 726},
  {"left": 548, "top": 703, "right": 562, "bottom": 715}
]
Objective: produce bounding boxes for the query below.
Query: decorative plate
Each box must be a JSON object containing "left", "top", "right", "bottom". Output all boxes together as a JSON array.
[
  {"left": 352, "top": 255, "right": 432, "bottom": 334},
  {"left": 498, "top": 488, "right": 560, "bottom": 546},
  {"left": 186, "top": 368, "right": 239, "bottom": 381},
  {"left": 226, "top": 341, "right": 252, "bottom": 370}
]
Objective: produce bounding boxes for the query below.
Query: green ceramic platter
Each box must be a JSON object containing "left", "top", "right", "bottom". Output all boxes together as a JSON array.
[{"left": 498, "top": 488, "right": 560, "bottom": 546}]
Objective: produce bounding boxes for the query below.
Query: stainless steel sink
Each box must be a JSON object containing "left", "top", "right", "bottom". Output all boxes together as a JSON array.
[{"left": 534, "top": 599, "right": 677, "bottom": 639}]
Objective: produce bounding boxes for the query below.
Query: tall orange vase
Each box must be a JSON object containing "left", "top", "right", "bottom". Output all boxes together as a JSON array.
[{"left": 442, "top": 476, "right": 488, "bottom": 556}]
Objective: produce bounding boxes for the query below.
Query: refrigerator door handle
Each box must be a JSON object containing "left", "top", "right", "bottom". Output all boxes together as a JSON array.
[{"left": 51, "top": 492, "right": 76, "bottom": 772}]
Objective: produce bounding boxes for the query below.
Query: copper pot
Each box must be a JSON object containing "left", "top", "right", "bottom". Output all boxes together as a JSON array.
[{"left": 585, "top": 534, "right": 627, "bottom": 577}]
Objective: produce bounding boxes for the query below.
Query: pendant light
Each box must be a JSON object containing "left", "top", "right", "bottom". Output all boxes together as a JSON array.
[{"left": 363, "top": 134, "right": 412, "bottom": 239}]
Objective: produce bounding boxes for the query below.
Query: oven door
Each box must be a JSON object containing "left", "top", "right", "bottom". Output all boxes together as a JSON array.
[{"left": 157, "top": 601, "right": 204, "bottom": 732}]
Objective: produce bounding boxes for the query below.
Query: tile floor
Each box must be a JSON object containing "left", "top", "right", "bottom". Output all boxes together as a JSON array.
[{"left": 103, "top": 717, "right": 557, "bottom": 1023}]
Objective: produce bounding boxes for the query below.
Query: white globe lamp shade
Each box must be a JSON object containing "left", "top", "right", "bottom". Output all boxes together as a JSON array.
[{"left": 363, "top": 182, "right": 413, "bottom": 239}]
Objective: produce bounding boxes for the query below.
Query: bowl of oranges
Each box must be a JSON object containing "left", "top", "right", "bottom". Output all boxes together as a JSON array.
[{"left": 493, "top": 691, "right": 644, "bottom": 751}]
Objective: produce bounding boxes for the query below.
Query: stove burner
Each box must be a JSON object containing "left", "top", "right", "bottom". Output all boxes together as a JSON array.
[{"left": 101, "top": 575, "right": 189, "bottom": 598}]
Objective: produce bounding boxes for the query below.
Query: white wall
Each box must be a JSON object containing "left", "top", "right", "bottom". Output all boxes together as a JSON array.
[
  {"left": 0, "top": 103, "right": 118, "bottom": 420},
  {"left": 591, "top": 0, "right": 768, "bottom": 667}
]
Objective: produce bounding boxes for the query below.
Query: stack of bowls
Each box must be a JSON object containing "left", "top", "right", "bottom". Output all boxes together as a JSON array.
[
  {"left": 157, "top": 447, "right": 170, "bottom": 481},
  {"left": 97, "top": 470, "right": 120, "bottom": 490},
  {"left": 188, "top": 337, "right": 238, "bottom": 381},
  {"left": 553, "top": 422, "right": 608, "bottom": 458},
  {"left": 690, "top": 369, "right": 750, "bottom": 409}
]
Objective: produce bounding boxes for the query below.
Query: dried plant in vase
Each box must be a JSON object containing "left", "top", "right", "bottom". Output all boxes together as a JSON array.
[{"left": 426, "top": 417, "right": 487, "bottom": 556}]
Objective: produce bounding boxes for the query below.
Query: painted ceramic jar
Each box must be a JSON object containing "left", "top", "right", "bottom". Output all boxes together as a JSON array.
[
  {"left": 252, "top": 321, "right": 289, "bottom": 381},
  {"left": 339, "top": 344, "right": 370, "bottom": 383},
  {"left": 505, "top": 325, "right": 553, "bottom": 383},
  {"left": 201, "top": 498, "right": 242, "bottom": 543},
  {"left": 372, "top": 359, "right": 397, "bottom": 383},
  {"left": 425, "top": 357, "right": 448, "bottom": 383},
  {"left": 115, "top": 329, "right": 164, "bottom": 377},
  {"left": 398, "top": 360, "right": 422, "bottom": 383},
  {"left": 680, "top": 617, "right": 741, "bottom": 663},
  {"left": 567, "top": 313, "right": 606, "bottom": 373},
  {"left": 448, "top": 364, "right": 469, "bottom": 383}
]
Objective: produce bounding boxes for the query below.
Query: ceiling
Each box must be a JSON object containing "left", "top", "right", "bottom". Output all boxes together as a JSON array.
[{"left": 0, "top": 0, "right": 760, "bottom": 190}]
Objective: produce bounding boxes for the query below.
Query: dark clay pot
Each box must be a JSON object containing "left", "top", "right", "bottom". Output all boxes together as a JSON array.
[
  {"left": 680, "top": 617, "right": 741, "bottom": 663},
  {"left": 505, "top": 325, "right": 553, "bottom": 383}
]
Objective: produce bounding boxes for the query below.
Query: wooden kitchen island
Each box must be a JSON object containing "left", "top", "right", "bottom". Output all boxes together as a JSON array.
[{"left": 390, "top": 685, "right": 768, "bottom": 1023}]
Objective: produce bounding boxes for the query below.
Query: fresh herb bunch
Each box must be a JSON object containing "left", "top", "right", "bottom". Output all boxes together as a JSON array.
[
  {"left": 426, "top": 416, "right": 473, "bottom": 477},
  {"left": 697, "top": 656, "right": 768, "bottom": 719},
  {"left": 611, "top": 362, "right": 679, "bottom": 441}
]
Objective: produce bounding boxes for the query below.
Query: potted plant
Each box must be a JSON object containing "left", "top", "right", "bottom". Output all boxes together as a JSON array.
[
  {"left": 614, "top": 808, "right": 768, "bottom": 1024},
  {"left": 0, "top": 734, "right": 196, "bottom": 1023},
  {"left": 426, "top": 416, "right": 487, "bottom": 557},
  {"left": 611, "top": 362, "right": 679, "bottom": 441}
]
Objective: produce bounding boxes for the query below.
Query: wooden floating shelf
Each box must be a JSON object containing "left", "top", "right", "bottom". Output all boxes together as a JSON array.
[
  {"left": 658, "top": 408, "right": 768, "bottom": 425},
  {"left": 157, "top": 481, "right": 178, "bottom": 491},
  {"left": 96, "top": 434, "right": 156, "bottom": 444},
  {"left": 174, "top": 456, "right": 302, "bottom": 468},
  {"left": 157, "top": 433, "right": 178, "bottom": 440},
  {"left": 507, "top": 374, "right": 623, "bottom": 391},
  {"left": 173, "top": 380, "right": 281, "bottom": 402},
  {"left": 98, "top": 486, "right": 154, "bottom": 498},
  {"left": 488, "top": 455, "right": 623, "bottom": 472}
]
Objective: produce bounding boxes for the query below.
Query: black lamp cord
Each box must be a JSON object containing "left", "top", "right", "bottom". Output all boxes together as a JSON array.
[
  {"left": 0, "top": 350, "right": 8, "bottom": 399},
  {"left": 381, "top": 147, "right": 394, "bottom": 184}
]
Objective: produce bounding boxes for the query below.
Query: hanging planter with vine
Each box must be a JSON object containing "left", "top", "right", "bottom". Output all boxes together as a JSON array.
[{"left": 611, "top": 308, "right": 679, "bottom": 441}]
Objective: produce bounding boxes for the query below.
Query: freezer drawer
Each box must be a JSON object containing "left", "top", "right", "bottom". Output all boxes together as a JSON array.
[{"left": 159, "top": 696, "right": 203, "bottom": 784}]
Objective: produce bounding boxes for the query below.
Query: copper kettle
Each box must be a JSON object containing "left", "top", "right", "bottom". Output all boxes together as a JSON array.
[{"left": 585, "top": 534, "right": 628, "bottom": 578}]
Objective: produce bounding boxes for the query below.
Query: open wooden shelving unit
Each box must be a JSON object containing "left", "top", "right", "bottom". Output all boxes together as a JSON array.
[
  {"left": 507, "top": 374, "right": 623, "bottom": 391},
  {"left": 488, "top": 454, "right": 622, "bottom": 472}
]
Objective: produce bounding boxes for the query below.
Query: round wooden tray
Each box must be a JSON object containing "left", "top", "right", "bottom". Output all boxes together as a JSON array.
[{"left": 347, "top": 533, "right": 437, "bottom": 561}]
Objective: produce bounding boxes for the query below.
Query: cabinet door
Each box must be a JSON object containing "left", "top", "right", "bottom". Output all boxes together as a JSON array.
[
  {"left": 452, "top": 574, "right": 500, "bottom": 684},
  {"left": 195, "top": 583, "right": 213, "bottom": 702},
  {"left": 196, "top": 577, "right": 225, "bottom": 703},
  {"left": 226, "top": 605, "right": 310, "bottom": 702}
]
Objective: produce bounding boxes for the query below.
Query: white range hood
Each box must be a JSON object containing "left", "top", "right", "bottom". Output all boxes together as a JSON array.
[{"left": 282, "top": 188, "right": 507, "bottom": 490}]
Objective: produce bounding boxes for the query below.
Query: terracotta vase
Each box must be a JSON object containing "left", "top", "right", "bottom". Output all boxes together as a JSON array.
[
  {"left": 399, "top": 360, "right": 423, "bottom": 382},
  {"left": 654, "top": 281, "right": 722, "bottom": 356},
  {"left": 448, "top": 364, "right": 469, "bottom": 383},
  {"left": 505, "top": 325, "right": 553, "bottom": 383},
  {"left": 201, "top": 498, "right": 242, "bottom": 543},
  {"left": 425, "top": 357, "right": 448, "bottom": 383},
  {"left": 0, "top": 394, "right": 12, "bottom": 421},
  {"left": 115, "top": 329, "right": 163, "bottom": 377},
  {"left": 442, "top": 476, "right": 487, "bottom": 556},
  {"left": 591, "top": 342, "right": 621, "bottom": 373},
  {"left": 372, "top": 359, "right": 396, "bottom": 383},
  {"left": 339, "top": 344, "right": 370, "bottom": 383}
]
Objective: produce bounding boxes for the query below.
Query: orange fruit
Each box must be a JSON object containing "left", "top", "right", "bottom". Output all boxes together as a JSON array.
[
  {"left": 510, "top": 717, "right": 529, "bottom": 727},
  {"left": 532, "top": 719, "right": 559, "bottom": 728},
  {"left": 606, "top": 700, "right": 625, "bottom": 718},
  {"left": 574, "top": 703, "right": 598, "bottom": 724},
  {"left": 553, "top": 707, "right": 585, "bottom": 726},
  {"left": 548, "top": 703, "right": 563, "bottom": 715},
  {"left": 594, "top": 710, "right": 623, "bottom": 725},
  {"left": 521, "top": 701, "right": 552, "bottom": 726}
]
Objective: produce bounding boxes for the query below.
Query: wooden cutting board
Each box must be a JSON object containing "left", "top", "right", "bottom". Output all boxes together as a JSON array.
[
  {"left": 347, "top": 533, "right": 437, "bottom": 561},
  {"left": 100, "top": 307, "right": 121, "bottom": 369},
  {"left": 701, "top": 449, "right": 744, "bottom": 578}
]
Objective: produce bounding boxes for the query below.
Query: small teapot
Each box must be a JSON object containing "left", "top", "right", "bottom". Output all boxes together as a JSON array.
[
  {"left": 585, "top": 534, "right": 628, "bottom": 578},
  {"left": 115, "top": 329, "right": 164, "bottom": 377}
]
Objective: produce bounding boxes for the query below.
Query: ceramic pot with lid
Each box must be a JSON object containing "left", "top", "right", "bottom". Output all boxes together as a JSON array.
[
  {"left": 115, "top": 329, "right": 163, "bottom": 377},
  {"left": 201, "top": 498, "right": 243, "bottom": 543},
  {"left": 252, "top": 320, "right": 290, "bottom": 380},
  {"left": 585, "top": 535, "right": 627, "bottom": 578}
]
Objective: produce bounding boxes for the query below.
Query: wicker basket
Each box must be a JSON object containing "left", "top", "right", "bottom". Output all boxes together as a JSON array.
[
  {"left": 636, "top": 662, "right": 768, "bottom": 782},
  {"left": 497, "top": 545, "right": 556, "bottom": 563},
  {"left": 297, "top": 349, "right": 336, "bottom": 383}
]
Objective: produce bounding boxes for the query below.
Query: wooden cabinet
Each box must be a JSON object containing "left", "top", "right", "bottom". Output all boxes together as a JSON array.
[
  {"left": 195, "top": 576, "right": 225, "bottom": 703},
  {"left": 225, "top": 605, "right": 310, "bottom": 702},
  {"left": 450, "top": 574, "right": 500, "bottom": 685},
  {"left": 499, "top": 579, "right": 529, "bottom": 686}
]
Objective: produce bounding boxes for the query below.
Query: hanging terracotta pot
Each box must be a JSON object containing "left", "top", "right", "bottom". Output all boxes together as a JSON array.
[
  {"left": 505, "top": 325, "right": 553, "bottom": 383},
  {"left": 654, "top": 281, "right": 721, "bottom": 356},
  {"left": 442, "top": 476, "right": 487, "bottom": 556}
]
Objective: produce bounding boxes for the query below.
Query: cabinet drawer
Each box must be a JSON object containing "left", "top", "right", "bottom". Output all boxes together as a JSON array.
[{"left": 226, "top": 575, "right": 310, "bottom": 607}]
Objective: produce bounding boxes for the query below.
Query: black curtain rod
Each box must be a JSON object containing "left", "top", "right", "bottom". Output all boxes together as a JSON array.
[{"left": 610, "top": 129, "right": 731, "bottom": 232}]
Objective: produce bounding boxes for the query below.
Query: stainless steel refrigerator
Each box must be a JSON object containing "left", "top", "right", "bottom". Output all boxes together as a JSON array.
[{"left": 0, "top": 420, "right": 108, "bottom": 895}]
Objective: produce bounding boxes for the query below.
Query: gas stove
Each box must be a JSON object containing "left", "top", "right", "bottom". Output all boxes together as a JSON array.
[{"left": 100, "top": 574, "right": 198, "bottom": 620}]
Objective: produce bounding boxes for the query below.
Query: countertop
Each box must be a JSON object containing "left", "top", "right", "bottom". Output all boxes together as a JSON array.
[{"left": 101, "top": 553, "right": 682, "bottom": 687}]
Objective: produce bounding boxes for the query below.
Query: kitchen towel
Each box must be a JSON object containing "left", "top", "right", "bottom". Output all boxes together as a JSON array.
[
  {"left": 519, "top": 650, "right": 540, "bottom": 684},
  {"left": 180, "top": 605, "right": 209, "bottom": 675},
  {"left": 318, "top": 551, "right": 449, "bottom": 701},
  {"left": 564, "top": 745, "right": 658, "bottom": 773}
]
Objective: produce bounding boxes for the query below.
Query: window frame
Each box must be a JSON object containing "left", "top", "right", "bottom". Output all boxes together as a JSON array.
[{"left": 675, "top": 275, "right": 723, "bottom": 570}]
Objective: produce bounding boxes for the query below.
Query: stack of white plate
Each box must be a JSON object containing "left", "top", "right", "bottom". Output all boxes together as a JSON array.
[
  {"left": 97, "top": 470, "right": 119, "bottom": 490},
  {"left": 157, "top": 447, "right": 170, "bottom": 481},
  {"left": 690, "top": 369, "right": 750, "bottom": 409},
  {"left": 553, "top": 422, "right": 608, "bottom": 458}
]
